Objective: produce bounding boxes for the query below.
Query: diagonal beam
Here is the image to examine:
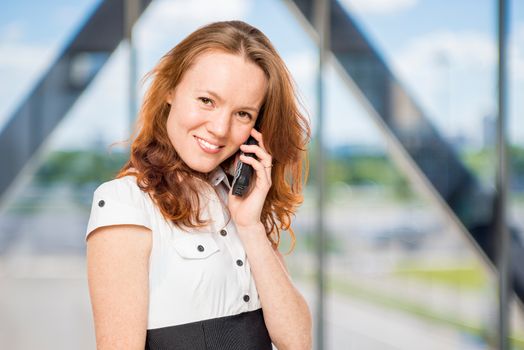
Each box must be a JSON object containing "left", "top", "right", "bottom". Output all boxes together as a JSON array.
[
  {"left": 286, "top": 0, "right": 524, "bottom": 305},
  {"left": 0, "top": 0, "right": 152, "bottom": 204}
]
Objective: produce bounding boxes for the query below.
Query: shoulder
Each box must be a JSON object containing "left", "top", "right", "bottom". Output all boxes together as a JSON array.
[
  {"left": 94, "top": 175, "right": 147, "bottom": 204},
  {"left": 86, "top": 175, "right": 153, "bottom": 240}
]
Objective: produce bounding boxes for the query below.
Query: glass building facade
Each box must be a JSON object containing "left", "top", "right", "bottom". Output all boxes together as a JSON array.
[{"left": 0, "top": 0, "right": 523, "bottom": 348}]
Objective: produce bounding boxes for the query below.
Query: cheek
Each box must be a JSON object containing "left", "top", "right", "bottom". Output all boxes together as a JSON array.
[
  {"left": 165, "top": 110, "right": 180, "bottom": 142},
  {"left": 166, "top": 104, "right": 195, "bottom": 133},
  {"left": 231, "top": 126, "right": 252, "bottom": 146}
]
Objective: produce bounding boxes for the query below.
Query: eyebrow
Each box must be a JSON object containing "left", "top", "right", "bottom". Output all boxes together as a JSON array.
[{"left": 197, "top": 90, "right": 259, "bottom": 113}]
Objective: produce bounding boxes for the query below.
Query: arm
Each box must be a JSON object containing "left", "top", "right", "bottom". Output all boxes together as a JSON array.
[
  {"left": 228, "top": 128, "right": 312, "bottom": 349},
  {"left": 237, "top": 224, "right": 313, "bottom": 350},
  {"left": 86, "top": 224, "right": 152, "bottom": 349}
]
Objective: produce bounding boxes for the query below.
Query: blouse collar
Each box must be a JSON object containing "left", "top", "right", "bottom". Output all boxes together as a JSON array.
[{"left": 208, "top": 166, "right": 232, "bottom": 190}]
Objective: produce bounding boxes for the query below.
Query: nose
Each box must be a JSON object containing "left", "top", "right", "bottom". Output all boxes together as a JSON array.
[{"left": 206, "top": 109, "right": 231, "bottom": 139}]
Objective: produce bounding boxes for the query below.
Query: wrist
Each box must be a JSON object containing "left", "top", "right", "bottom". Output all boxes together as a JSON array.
[
  {"left": 235, "top": 222, "right": 271, "bottom": 244},
  {"left": 236, "top": 223, "right": 273, "bottom": 249},
  {"left": 235, "top": 222, "right": 265, "bottom": 234}
]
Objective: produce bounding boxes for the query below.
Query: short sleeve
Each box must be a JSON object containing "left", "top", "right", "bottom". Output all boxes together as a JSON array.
[{"left": 85, "top": 176, "right": 152, "bottom": 241}]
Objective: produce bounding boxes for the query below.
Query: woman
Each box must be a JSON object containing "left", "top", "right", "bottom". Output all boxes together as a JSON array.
[{"left": 86, "top": 20, "right": 312, "bottom": 349}]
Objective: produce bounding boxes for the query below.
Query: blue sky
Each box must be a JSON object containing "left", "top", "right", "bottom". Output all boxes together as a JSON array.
[{"left": 1, "top": 0, "right": 523, "bottom": 152}]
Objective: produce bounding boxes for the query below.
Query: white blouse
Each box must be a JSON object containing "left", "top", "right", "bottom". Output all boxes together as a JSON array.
[{"left": 85, "top": 167, "right": 263, "bottom": 330}]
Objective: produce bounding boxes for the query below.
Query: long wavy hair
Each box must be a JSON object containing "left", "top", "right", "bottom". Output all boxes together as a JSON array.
[{"left": 118, "top": 20, "right": 310, "bottom": 251}]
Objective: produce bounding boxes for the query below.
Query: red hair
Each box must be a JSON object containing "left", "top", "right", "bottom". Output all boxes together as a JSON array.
[{"left": 118, "top": 21, "right": 310, "bottom": 252}]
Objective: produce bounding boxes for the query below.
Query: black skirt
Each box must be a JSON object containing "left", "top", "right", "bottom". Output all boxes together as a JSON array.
[{"left": 146, "top": 308, "right": 272, "bottom": 350}]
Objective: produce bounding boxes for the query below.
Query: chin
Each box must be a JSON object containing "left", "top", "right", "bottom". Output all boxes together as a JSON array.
[{"left": 186, "top": 161, "right": 219, "bottom": 174}]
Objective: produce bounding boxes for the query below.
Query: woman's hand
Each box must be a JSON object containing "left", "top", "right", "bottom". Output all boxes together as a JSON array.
[{"left": 228, "top": 128, "right": 273, "bottom": 231}]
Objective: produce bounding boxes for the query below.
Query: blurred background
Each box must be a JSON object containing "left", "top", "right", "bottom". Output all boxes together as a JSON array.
[{"left": 0, "top": 0, "right": 523, "bottom": 349}]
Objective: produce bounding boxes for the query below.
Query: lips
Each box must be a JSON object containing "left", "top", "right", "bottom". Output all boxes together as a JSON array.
[{"left": 194, "top": 136, "right": 224, "bottom": 153}]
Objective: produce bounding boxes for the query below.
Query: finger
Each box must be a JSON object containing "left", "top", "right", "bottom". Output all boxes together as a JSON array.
[
  {"left": 240, "top": 145, "right": 273, "bottom": 181},
  {"left": 239, "top": 144, "right": 272, "bottom": 166},
  {"left": 239, "top": 153, "right": 271, "bottom": 186},
  {"left": 250, "top": 128, "right": 266, "bottom": 151}
]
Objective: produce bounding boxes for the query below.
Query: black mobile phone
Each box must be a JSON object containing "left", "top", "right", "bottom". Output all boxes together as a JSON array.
[{"left": 231, "top": 136, "right": 258, "bottom": 196}]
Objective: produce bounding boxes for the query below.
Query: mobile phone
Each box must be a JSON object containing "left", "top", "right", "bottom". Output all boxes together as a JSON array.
[{"left": 231, "top": 136, "right": 258, "bottom": 196}]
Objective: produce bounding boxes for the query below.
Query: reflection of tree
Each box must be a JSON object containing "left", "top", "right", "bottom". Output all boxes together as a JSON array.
[
  {"left": 307, "top": 142, "right": 524, "bottom": 202},
  {"left": 308, "top": 142, "right": 414, "bottom": 200},
  {"left": 34, "top": 150, "right": 128, "bottom": 188},
  {"left": 510, "top": 146, "right": 524, "bottom": 192},
  {"left": 33, "top": 145, "right": 524, "bottom": 198},
  {"left": 461, "top": 145, "right": 524, "bottom": 192}
]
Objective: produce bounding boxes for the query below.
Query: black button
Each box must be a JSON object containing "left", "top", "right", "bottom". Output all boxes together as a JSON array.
[
  {"left": 98, "top": 200, "right": 105, "bottom": 207},
  {"left": 220, "top": 229, "right": 227, "bottom": 236},
  {"left": 243, "top": 294, "right": 250, "bottom": 302},
  {"left": 197, "top": 245, "right": 205, "bottom": 252},
  {"left": 236, "top": 259, "right": 243, "bottom": 266}
]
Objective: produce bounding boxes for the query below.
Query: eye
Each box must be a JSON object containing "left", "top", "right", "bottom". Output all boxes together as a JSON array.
[
  {"left": 237, "top": 111, "right": 253, "bottom": 120},
  {"left": 198, "top": 97, "right": 213, "bottom": 106}
]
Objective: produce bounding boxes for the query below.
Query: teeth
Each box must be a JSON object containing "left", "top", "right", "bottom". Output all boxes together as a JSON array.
[{"left": 197, "top": 137, "right": 220, "bottom": 150}]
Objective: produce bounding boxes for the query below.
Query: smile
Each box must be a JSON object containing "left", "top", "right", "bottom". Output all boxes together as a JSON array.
[{"left": 195, "top": 136, "right": 224, "bottom": 153}]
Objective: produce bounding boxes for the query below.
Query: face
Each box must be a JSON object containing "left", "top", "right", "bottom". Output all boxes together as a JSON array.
[{"left": 165, "top": 50, "right": 268, "bottom": 174}]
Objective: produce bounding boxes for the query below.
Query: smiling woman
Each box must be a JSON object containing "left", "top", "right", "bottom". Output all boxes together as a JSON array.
[
  {"left": 85, "top": 20, "right": 312, "bottom": 350},
  {"left": 165, "top": 51, "right": 267, "bottom": 173}
]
